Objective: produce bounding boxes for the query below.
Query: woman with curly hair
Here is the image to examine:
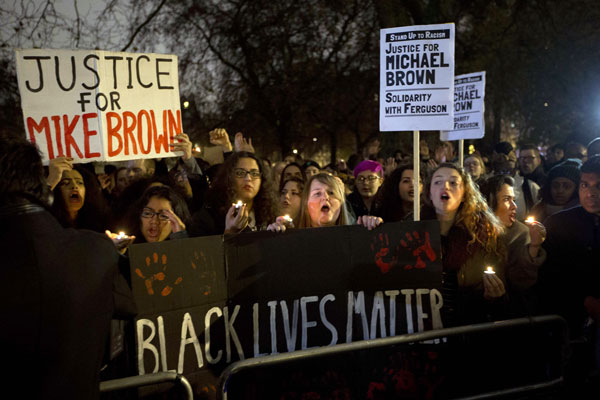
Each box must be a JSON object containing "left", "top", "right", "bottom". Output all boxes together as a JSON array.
[
  {"left": 424, "top": 163, "right": 507, "bottom": 326},
  {"left": 188, "top": 151, "right": 278, "bottom": 236}
]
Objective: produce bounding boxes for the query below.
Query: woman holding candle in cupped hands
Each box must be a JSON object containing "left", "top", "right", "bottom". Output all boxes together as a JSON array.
[
  {"left": 424, "top": 163, "right": 507, "bottom": 326},
  {"left": 480, "top": 174, "right": 546, "bottom": 316},
  {"left": 188, "top": 152, "right": 278, "bottom": 236},
  {"left": 268, "top": 173, "right": 382, "bottom": 232}
]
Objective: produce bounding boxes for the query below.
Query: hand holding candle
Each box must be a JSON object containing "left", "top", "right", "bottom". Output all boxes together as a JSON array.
[
  {"left": 484, "top": 266, "right": 496, "bottom": 275},
  {"left": 525, "top": 216, "right": 535, "bottom": 224}
]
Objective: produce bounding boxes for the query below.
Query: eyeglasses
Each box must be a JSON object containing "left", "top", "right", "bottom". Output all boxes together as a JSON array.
[
  {"left": 141, "top": 208, "right": 170, "bottom": 221},
  {"left": 356, "top": 175, "right": 381, "bottom": 184},
  {"left": 234, "top": 168, "right": 261, "bottom": 179}
]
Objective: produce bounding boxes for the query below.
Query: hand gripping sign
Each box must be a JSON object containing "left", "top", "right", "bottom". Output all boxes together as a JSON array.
[{"left": 16, "top": 49, "right": 183, "bottom": 164}]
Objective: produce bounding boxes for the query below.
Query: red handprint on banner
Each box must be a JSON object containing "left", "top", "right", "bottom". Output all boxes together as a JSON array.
[
  {"left": 371, "top": 233, "right": 399, "bottom": 274},
  {"left": 399, "top": 231, "right": 437, "bottom": 270}
]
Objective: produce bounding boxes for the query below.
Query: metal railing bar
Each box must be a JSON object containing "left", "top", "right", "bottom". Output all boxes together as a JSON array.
[
  {"left": 100, "top": 371, "right": 194, "bottom": 400},
  {"left": 221, "top": 315, "right": 565, "bottom": 384},
  {"left": 455, "top": 377, "right": 564, "bottom": 400}
]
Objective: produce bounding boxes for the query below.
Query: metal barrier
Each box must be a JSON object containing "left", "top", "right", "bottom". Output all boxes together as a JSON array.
[
  {"left": 219, "top": 315, "right": 567, "bottom": 400},
  {"left": 100, "top": 371, "right": 194, "bottom": 400}
]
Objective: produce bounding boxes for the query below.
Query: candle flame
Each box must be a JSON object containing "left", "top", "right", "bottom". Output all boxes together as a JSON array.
[
  {"left": 283, "top": 214, "right": 293, "bottom": 222},
  {"left": 484, "top": 266, "right": 496, "bottom": 274},
  {"left": 235, "top": 200, "right": 243, "bottom": 208},
  {"left": 525, "top": 216, "right": 535, "bottom": 223}
]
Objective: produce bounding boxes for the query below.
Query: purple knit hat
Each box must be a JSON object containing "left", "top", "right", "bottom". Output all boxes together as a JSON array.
[{"left": 353, "top": 160, "right": 383, "bottom": 178}]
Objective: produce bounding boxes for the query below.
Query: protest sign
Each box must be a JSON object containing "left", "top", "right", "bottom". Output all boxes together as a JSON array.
[
  {"left": 128, "top": 221, "right": 442, "bottom": 397},
  {"left": 15, "top": 49, "right": 182, "bottom": 164},
  {"left": 379, "top": 23, "right": 455, "bottom": 131},
  {"left": 440, "top": 71, "right": 486, "bottom": 141}
]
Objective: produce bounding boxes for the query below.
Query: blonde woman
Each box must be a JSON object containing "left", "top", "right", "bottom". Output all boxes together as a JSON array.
[{"left": 268, "top": 173, "right": 382, "bottom": 231}]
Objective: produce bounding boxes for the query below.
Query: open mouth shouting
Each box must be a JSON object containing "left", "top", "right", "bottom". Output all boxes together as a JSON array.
[{"left": 69, "top": 191, "right": 83, "bottom": 204}]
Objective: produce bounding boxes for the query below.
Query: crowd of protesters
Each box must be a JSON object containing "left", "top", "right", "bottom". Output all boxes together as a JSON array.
[{"left": 2, "top": 129, "right": 599, "bottom": 397}]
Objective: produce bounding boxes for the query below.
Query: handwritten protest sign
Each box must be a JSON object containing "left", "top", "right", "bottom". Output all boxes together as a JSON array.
[
  {"left": 440, "top": 71, "right": 486, "bottom": 141},
  {"left": 15, "top": 49, "right": 182, "bottom": 164},
  {"left": 128, "top": 221, "right": 442, "bottom": 397},
  {"left": 379, "top": 23, "right": 455, "bottom": 131}
]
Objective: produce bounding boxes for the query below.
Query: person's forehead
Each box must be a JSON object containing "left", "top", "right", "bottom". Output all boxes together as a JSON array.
[
  {"left": 432, "top": 168, "right": 461, "bottom": 179},
  {"left": 284, "top": 181, "right": 300, "bottom": 191},
  {"left": 498, "top": 184, "right": 514, "bottom": 196},
  {"left": 310, "top": 180, "right": 331, "bottom": 191},
  {"left": 357, "top": 169, "right": 379, "bottom": 177},
  {"left": 236, "top": 157, "right": 259, "bottom": 169},
  {"left": 520, "top": 149, "right": 536, "bottom": 156},
  {"left": 146, "top": 196, "right": 172, "bottom": 209},
  {"left": 63, "top": 169, "right": 82, "bottom": 179},
  {"left": 581, "top": 172, "right": 600, "bottom": 184}
]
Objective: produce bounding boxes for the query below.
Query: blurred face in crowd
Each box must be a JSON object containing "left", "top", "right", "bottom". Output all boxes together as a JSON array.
[
  {"left": 307, "top": 179, "right": 341, "bottom": 227},
  {"left": 272, "top": 161, "right": 288, "bottom": 185},
  {"left": 519, "top": 149, "right": 540, "bottom": 175},
  {"left": 552, "top": 147, "right": 564, "bottom": 163},
  {"left": 59, "top": 169, "right": 86, "bottom": 217},
  {"left": 140, "top": 196, "right": 172, "bottom": 242},
  {"left": 116, "top": 168, "right": 129, "bottom": 193},
  {"left": 495, "top": 184, "right": 517, "bottom": 227},
  {"left": 127, "top": 159, "right": 149, "bottom": 183},
  {"left": 579, "top": 172, "right": 600, "bottom": 216},
  {"left": 233, "top": 157, "right": 262, "bottom": 204},
  {"left": 419, "top": 139, "right": 429, "bottom": 157},
  {"left": 280, "top": 180, "right": 302, "bottom": 221},
  {"left": 355, "top": 170, "right": 383, "bottom": 200},
  {"left": 430, "top": 167, "right": 464, "bottom": 216},
  {"left": 282, "top": 164, "right": 302, "bottom": 181},
  {"left": 304, "top": 165, "right": 320, "bottom": 178},
  {"left": 398, "top": 169, "right": 421, "bottom": 204},
  {"left": 550, "top": 177, "right": 576, "bottom": 206},
  {"left": 464, "top": 155, "right": 483, "bottom": 180}
]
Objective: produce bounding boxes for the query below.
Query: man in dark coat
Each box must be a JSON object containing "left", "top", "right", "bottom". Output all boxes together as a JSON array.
[{"left": 0, "top": 135, "right": 136, "bottom": 399}]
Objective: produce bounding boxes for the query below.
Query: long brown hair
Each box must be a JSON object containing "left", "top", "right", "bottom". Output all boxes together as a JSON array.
[{"left": 425, "top": 163, "right": 504, "bottom": 256}]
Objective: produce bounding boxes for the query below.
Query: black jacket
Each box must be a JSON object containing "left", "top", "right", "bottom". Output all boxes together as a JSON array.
[{"left": 0, "top": 202, "right": 136, "bottom": 399}]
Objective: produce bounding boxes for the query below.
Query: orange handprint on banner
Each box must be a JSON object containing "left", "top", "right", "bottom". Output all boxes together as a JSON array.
[{"left": 135, "top": 252, "right": 182, "bottom": 296}]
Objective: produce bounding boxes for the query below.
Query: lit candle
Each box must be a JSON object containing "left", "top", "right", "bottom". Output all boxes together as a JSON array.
[
  {"left": 235, "top": 200, "right": 243, "bottom": 209},
  {"left": 117, "top": 231, "right": 126, "bottom": 239},
  {"left": 283, "top": 214, "right": 293, "bottom": 223},
  {"left": 194, "top": 146, "right": 201, "bottom": 153},
  {"left": 525, "top": 216, "right": 535, "bottom": 223},
  {"left": 484, "top": 266, "right": 496, "bottom": 275}
]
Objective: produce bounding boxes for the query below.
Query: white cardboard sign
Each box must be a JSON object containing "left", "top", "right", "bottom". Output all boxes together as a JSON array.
[
  {"left": 440, "top": 71, "right": 486, "bottom": 141},
  {"left": 379, "top": 23, "right": 455, "bottom": 131},
  {"left": 16, "top": 49, "right": 182, "bottom": 164}
]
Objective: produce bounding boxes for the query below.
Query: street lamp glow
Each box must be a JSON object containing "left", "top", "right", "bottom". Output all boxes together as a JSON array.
[
  {"left": 292, "top": 149, "right": 298, "bottom": 154},
  {"left": 183, "top": 101, "right": 190, "bottom": 109},
  {"left": 312, "top": 137, "right": 318, "bottom": 142}
]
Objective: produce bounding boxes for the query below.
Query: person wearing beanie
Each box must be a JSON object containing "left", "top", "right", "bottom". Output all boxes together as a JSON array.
[
  {"left": 302, "top": 160, "right": 321, "bottom": 178},
  {"left": 530, "top": 158, "right": 581, "bottom": 222},
  {"left": 347, "top": 160, "right": 384, "bottom": 219}
]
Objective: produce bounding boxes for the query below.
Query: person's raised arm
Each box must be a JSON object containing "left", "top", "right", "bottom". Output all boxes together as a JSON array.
[{"left": 47, "top": 156, "right": 73, "bottom": 190}]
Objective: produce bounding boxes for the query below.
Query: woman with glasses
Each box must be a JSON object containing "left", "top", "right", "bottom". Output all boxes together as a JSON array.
[
  {"left": 128, "top": 185, "right": 190, "bottom": 243},
  {"left": 463, "top": 152, "right": 487, "bottom": 186},
  {"left": 188, "top": 151, "right": 277, "bottom": 236},
  {"left": 347, "top": 160, "right": 384, "bottom": 219}
]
